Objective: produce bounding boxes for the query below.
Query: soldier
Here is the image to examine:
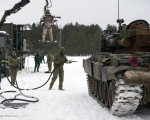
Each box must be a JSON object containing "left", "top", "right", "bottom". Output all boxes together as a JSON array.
[
  {"left": 47, "top": 51, "right": 53, "bottom": 72},
  {"left": 40, "top": 7, "right": 53, "bottom": 42},
  {"left": 8, "top": 51, "right": 19, "bottom": 85},
  {"left": 34, "top": 52, "right": 41, "bottom": 72},
  {"left": 49, "top": 47, "right": 68, "bottom": 90}
]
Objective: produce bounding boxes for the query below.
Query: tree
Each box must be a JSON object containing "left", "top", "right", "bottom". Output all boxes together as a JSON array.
[
  {"left": 106, "top": 24, "right": 117, "bottom": 32},
  {"left": 24, "top": 22, "right": 103, "bottom": 56}
]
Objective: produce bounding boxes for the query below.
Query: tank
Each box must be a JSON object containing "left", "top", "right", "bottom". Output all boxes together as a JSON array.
[{"left": 83, "top": 19, "right": 150, "bottom": 116}]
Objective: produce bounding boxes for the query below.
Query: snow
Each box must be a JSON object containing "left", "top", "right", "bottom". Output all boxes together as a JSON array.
[
  {"left": 0, "top": 31, "right": 8, "bottom": 35},
  {"left": 0, "top": 56, "right": 150, "bottom": 120}
]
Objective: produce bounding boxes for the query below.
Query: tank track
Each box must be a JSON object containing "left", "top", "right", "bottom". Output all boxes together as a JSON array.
[{"left": 87, "top": 75, "right": 143, "bottom": 116}]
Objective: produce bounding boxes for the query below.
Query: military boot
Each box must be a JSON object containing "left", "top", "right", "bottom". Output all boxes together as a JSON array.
[
  {"left": 58, "top": 88, "right": 65, "bottom": 91},
  {"left": 49, "top": 87, "right": 52, "bottom": 90}
]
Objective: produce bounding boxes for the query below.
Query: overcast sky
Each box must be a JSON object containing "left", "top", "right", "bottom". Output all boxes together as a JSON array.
[{"left": 0, "top": 0, "right": 150, "bottom": 29}]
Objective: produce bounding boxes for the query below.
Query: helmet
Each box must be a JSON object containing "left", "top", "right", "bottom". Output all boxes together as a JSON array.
[
  {"left": 49, "top": 51, "right": 51, "bottom": 54},
  {"left": 12, "top": 51, "right": 16, "bottom": 54},
  {"left": 11, "top": 51, "right": 16, "bottom": 55},
  {"left": 58, "top": 47, "right": 65, "bottom": 55},
  {"left": 12, "top": 51, "right": 17, "bottom": 57},
  {"left": 59, "top": 47, "right": 65, "bottom": 52}
]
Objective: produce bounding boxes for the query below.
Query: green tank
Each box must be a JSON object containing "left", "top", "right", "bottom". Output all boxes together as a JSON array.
[{"left": 83, "top": 19, "right": 150, "bottom": 116}]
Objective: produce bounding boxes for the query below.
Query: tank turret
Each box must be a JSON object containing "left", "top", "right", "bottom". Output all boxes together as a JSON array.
[{"left": 102, "top": 19, "right": 150, "bottom": 54}]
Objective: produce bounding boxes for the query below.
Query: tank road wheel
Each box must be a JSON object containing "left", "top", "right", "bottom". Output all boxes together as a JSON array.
[
  {"left": 108, "top": 80, "right": 115, "bottom": 108},
  {"left": 97, "top": 81, "right": 100, "bottom": 100},
  {"left": 87, "top": 75, "right": 92, "bottom": 94},
  {"left": 91, "top": 77, "right": 95, "bottom": 94},
  {"left": 102, "top": 82, "right": 105, "bottom": 104},
  {"left": 104, "top": 82, "right": 109, "bottom": 107},
  {"left": 99, "top": 81, "right": 103, "bottom": 103},
  {"left": 94, "top": 79, "right": 98, "bottom": 97}
]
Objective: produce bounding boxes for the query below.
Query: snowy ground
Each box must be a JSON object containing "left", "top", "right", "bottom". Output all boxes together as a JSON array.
[{"left": 0, "top": 56, "right": 150, "bottom": 120}]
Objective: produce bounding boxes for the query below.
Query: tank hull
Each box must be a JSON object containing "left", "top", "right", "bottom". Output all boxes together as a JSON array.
[{"left": 83, "top": 52, "right": 150, "bottom": 116}]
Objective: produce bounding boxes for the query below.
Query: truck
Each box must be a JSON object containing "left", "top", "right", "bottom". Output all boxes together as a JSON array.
[
  {"left": 0, "top": 0, "right": 30, "bottom": 82},
  {"left": 0, "top": 23, "right": 28, "bottom": 78}
]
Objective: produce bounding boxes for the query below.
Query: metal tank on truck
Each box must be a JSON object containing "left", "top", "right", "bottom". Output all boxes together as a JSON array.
[
  {"left": 83, "top": 19, "right": 150, "bottom": 116},
  {"left": 0, "top": 23, "right": 29, "bottom": 78}
]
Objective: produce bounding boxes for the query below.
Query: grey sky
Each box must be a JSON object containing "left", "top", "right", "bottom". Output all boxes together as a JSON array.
[{"left": 0, "top": 0, "right": 150, "bottom": 29}]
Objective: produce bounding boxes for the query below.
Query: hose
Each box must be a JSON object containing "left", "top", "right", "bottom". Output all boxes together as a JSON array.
[
  {"left": 45, "top": 0, "right": 52, "bottom": 10},
  {"left": 6, "top": 64, "right": 56, "bottom": 90},
  {"left": 0, "top": 63, "right": 62, "bottom": 108}
]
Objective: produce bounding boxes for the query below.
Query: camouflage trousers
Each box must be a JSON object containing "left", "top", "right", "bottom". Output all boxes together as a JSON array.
[
  {"left": 10, "top": 67, "right": 18, "bottom": 85},
  {"left": 49, "top": 67, "right": 64, "bottom": 89},
  {"left": 48, "top": 62, "right": 52, "bottom": 72}
]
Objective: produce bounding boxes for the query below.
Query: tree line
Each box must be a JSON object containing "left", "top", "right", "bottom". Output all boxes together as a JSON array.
[{"left": 24, "top": 22, "right": 117, "bottom": 56}]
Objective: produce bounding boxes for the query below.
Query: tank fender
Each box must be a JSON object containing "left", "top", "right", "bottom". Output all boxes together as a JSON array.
[
  {"left": 105, "top": 66, "right": 116, "bottom": 81},
  {"left": 83, "top": 59, "right": 92, "bottom": 76},
  {"left": 124, "top": 70, "right": 150, "bottom": 85},
  {"left": 95, "top": 65, "right": 148, "bottom": 82},
  {"left": 106, "top": 65, "right": 148, "bottom": 82},
  {"left": 111, "top": 65, "right": 148, "bottom": 74},
  {"left": 93, "top": 62, "right": 102, "bottom": 80}
]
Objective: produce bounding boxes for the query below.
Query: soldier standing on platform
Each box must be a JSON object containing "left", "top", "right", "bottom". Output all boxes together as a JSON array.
[{"left": 40, "top": 7, "right": 53, "bottom": 42}]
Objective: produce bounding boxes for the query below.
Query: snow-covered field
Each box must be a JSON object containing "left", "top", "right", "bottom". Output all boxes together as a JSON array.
[{"left": 0, "top": 56, "right": 150, "bottom": 120}]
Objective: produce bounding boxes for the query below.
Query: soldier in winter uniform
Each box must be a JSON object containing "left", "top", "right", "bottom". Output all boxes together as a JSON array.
[
  {"left": 49, "top": 47, "right": 68, "bottom": 90},
  {"left": 8, "top": 51, "right": 19, "bottom": 85},
  {"left": 40, "top": 8, "right": 53, "bottom": 42},
  {"left": 34, "top": 52, "right": 41, "bottom": 72},
  {"left": 47, "top": 51, "right": 53, "bottom": 72}
]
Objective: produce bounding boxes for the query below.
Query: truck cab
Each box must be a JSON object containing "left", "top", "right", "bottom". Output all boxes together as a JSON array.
[{"left": 0, "top": 31, "right": 10, "bottom": 77}]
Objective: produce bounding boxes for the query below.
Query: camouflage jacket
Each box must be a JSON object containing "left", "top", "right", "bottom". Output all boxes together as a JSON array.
[
  {"left": 47, "top": 53, "right": 53, "bottom": 63},
  {"left": 53, "top": 54, "right": 68, "bottom": 68},
  {"left": 9, "top": 55, "right": 19, "bottom": 68}
]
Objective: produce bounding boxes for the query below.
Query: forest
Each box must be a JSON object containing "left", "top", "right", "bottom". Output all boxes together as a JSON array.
[{"left": 24, "top": 22, "right": 117, "bottom": 56}]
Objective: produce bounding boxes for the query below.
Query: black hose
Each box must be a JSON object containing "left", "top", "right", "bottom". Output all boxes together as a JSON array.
[
  {"left": 1, "top": 93, "right": 39, "bottom": 104},
  {"left": 0, "top": 81, "right": 39, "bottom": 104},
  {"left": 6, "top": 64, "right": 56, "bottom": 90},
  {"left": 0, "top": 63, "right": 62, "bottom": 107}
]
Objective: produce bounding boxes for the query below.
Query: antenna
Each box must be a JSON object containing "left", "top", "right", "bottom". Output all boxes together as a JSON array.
[
  {"left": 118, "top": 0, "right": 119, "bottom": 19},
  {"left": 117, "top": 0, "right": 124, "bottom": 31}
]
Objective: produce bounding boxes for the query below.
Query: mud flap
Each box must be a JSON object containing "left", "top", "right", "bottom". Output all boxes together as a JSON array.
[
  {"left": 124, "top": 70, "right": 150, "bottom": 85},
  {"left": 83, "top": 59, "right": 92, "bottom": 76}
]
